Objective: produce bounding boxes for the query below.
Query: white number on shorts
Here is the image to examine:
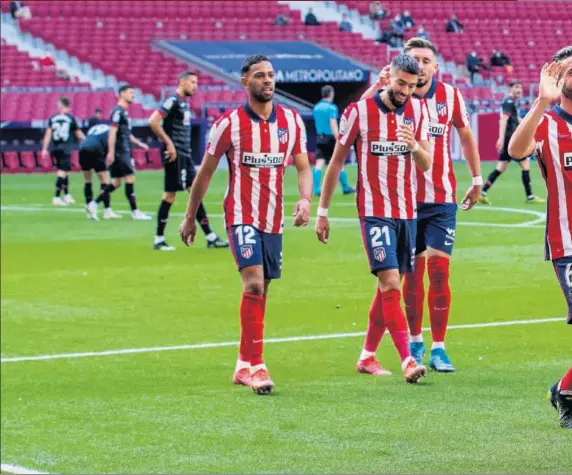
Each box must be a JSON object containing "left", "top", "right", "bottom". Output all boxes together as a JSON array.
[
  {"left": 235, "top": 225, "right": 256, "bottom": 246},
  {"left": 565, "top": 263, "right": 572, "bottom": 288},
  {"left": 370, "top": 225, "right": 390, "bottom": 247}
]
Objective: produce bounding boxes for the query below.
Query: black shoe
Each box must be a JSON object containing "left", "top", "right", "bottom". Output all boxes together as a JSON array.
[
  {"left": 207, "top": 237, "right": 229, "bottom": 248},
  {"left": 153, "top": 241, "right": 176, "bottom": 251},
  {"left": 548, "top": 382, "right": 572, "bottom": 429},
  {"left": 343, "top": 187, "right": 356, "bottom": 195}
]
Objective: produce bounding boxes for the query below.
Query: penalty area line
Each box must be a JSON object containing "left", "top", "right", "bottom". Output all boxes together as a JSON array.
[
  {"left": 0, "top": 463, "right": 49, "bottom": 474},
  {"left": 0, "top": 317, "right": 562, "bottom": 364}
]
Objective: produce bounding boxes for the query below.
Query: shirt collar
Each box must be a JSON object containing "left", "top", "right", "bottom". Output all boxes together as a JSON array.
[
  {"left": 553, "top": 104, "right": 572, "bottom": 124},
  {"left": 374, "top": 90, "right": 405, "bottom": 115},
  {"left": 243, "top": 102, "right": 277, "bottom": 123},
  {"left": 414, "top": 77, "right": 437, "bottom": 99}
]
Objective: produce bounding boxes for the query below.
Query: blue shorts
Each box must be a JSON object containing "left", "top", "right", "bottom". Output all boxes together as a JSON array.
[
  {"left": 360, "top": 217, "right": 417, "bottom": 276},
  {"left": 416, "top": 203, "right": 458, "bottom": 256},
  {"left": 553, "top": 256, "right": 572, "bottom": 325},
  {"left": 228, "top": 225, "right": 282, "bottom": 280}
]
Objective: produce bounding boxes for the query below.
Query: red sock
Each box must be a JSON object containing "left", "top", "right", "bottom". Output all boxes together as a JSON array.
[
  {"left": 560, "top": 367, "right": 572, "bottom": 393},
  {"left": 239, "top": 292, "right": 265, "bottom": 364},
  {"left": 403, "top": 256, "right": 426, "bottom": 336},
  {"left": 428, "top": 256, "right": 451, "bottom": 343},
  {"left": 381, "top": 289, "right": 410, "bottom": 362},
  {"left": 363, "top": 289, "right": 386, "bottom": 353}
]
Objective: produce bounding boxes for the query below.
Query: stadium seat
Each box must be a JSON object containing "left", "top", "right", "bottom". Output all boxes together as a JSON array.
[{"left": 20, "top": 151, "right": 37, "bottom": 172}]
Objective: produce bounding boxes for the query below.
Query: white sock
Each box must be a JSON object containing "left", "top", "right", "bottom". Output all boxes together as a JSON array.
[
  {"left": 250, "top": 363, "right": 267, "bottom": 374},
  {"left": 359, "top": 349, "right": 375, "bottom": 361},
  {"left": 410, "top": 334, "right": 423, "bottom": 343},
  {"left": 154, "top": 235, "right": 165, "bottom": 245},
  {"left": 235, "top": 359, "right": 250, "bottom": 371},
  {"left": 431, "top": 342, "right": 445, "bottom": 350},
  {"left": 205, "top": 232, "right": 217, "bottom": 242}
]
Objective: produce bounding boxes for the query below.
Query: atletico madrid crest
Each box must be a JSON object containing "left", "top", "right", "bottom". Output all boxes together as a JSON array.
[
  {"left": 278, "top": 128, "right": 289, "bottom": 144},
  {"left": 241, "top": 245, "right": 253, "bottom": 259},
  {"left": 436, "top": 102, "right": 448, "bottom": 117},
  {"left": 373, "top": 247, "right": 386, "bottom": 262}
]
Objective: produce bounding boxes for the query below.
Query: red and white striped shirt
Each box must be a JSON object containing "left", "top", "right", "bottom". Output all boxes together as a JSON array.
[
  {"left": 339, "top": 94, "right": 429, "bottom": 219},
  {"left": 207, "top": 102, "right": 307, "bottom": 234},
  {"left": 534, "top": 105, "right": 572, "bottom": 261},
  {"left": 414, "top": 79, "right": 470, "bottom": 203}
]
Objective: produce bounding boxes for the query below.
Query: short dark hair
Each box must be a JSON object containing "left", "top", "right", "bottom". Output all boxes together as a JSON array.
[
  {"left": 241, "top": 55, "right": 270, "bottom": 75},
  {"left": 178, "top": 70, "right": 198, "bottom": 82},
  {"left": 321, "top": 84, "right": 334, "bottom": 98},
  {"left": 391, "top": 54, "right": 420, "bottom": 75},
  {"left": 404, "top": 37, "right": 438, "bottom": 57},
  {"left": 118, "top": 84, "right": 132, "bottom": 94},
  {"left": 509, "top": 80, "right": 522, "bottom": 87},
  {"left": 94, "top": 108, "right": 102, "bottom": 114},
  {"left": 553, "top": 46, "right": 572, "bottom": 62},
  {"left": 59, "top": 96, "right": 70, "bottom": 107}
]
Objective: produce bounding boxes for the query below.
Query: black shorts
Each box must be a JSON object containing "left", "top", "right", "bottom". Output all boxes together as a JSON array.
[
  {"left": 79, "top": 149, "right": 107, "bottom": 173},
  {"left": 315, "top": 134, "right": 336, "bottom": 162},
  {"left": 110, "top": 156, "right": 135, "bottom": 178},
  {"left": 51, "top": 149, "right": 72, "bottom": 171},
  {"left": 163, "top": 154, "right": 195, "bottom": 192},
  {"left": 499, "top": 146, "right": 527, "bottom": 162}
]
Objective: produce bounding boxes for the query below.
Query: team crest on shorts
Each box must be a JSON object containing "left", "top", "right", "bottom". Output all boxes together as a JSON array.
[
  {"left": 436, "top": 102, "right": 448, "bottom": 117},
  {"left": 278, "top": 128, "right": 289, "bottom": 144},
  {"left": 241, "top": 245, "right": 253, "bottom": 259},
  {"left": 373, "top": 247, "right": 386, "bottom": 262}
]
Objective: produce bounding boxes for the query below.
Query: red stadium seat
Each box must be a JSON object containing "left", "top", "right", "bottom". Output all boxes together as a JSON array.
[
  {"left": 20, "top": 151, "right": 37, "bottom": 172},
  {"left": 2, "top": 151, "right": 20, "bottom": 173},
  {"left": 147, "top": 148, "right": 163, "bottom": 168}
]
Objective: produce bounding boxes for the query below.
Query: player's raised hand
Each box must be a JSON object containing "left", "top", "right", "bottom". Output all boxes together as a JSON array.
[
  {"left": 539, "top": 61, "right": 564, "bottom": 103},
  {"left": 315, "top": 216, "right": 330, "bottom": 244},
  {"left": 397, "top": 124, "right": 416, "bottom": 150},
  {"left": 376, "top": 65, "right": 391, "bottom": 88},
  {"left": 165, "top": 141, "right": 177, "bottom": 162},
  {"left": 293, "top": 198, "right": 311, "bottom": 227},
  {"left": 179, "top": 216, "right": 197, "bottom": 246},
  {"left": 461, "top": 184, "right": 481, "bottom": 211}
]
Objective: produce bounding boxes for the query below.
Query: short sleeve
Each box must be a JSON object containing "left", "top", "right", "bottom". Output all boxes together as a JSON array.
[
  {"left": 159, "top": 96, "right": 176, "bottom": 118},
  {"left": 452, "top": 88, "right": 470, "bottom": 129},
  {"left": 329, "top": 104, "right": 338, "bottom": 120},
  {"left": 292, "top": 112, "right": 308, "bottom": 155},
  {"left": 110, "top": 109, "right": 121, "bottom": 128},
  {"left": 338, "top": 103, "right": 360, "bottom": 146},
  {"left": 415, "top": 102, "right": 430, "bottom": 141},
  {"left": 47, "top": 116, "right": 53, "bottom": 129},
  {"left": 70, "top": 116, "right": 79, "bottom": 132},
  {"left": 501, "top": 99, "right": 513, "bottom": 116},
  {"left": 206, "top": 116, "right": 232, "bottom": 158}
]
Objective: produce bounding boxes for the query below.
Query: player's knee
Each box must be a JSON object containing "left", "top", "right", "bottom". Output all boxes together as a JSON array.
[
  {"left": 378, "top": 274, "right": 400, "bottom": 292},
  {"left": 244, "top": 279, "right": 265, "bottom": 296},
  {"left": 163, "top": 192, "right": 176, "bottom": 203}
]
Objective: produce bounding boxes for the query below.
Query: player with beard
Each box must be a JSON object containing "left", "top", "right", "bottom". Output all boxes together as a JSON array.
[
  {"left": 360, "top": 38, "right": 482, "bottom": 372},
  {"left": 479, "top": 80, "right": 545, "bottom": 204},
  {"left": 179, "top": 55, "right": 312, "bottom": 395},
  {"left": 149, "top": 71, "right": 228, "bottom": 250},
  {"left": 316, "top": 54, "right": 432, "bottom": 383},
  {"left": 508, "top": 46, "right": 572, "bottom": 429}
]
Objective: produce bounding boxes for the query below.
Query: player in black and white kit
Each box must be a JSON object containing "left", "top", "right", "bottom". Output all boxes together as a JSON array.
[
  {"left": 79, "top": 123, "right": 122, "bottom": 220},
  {"left": 148, "top": 71, "right": 228, "bottom": 250},
  {"left": 86, "top": 85, "right": 151, "bottom": 221},
  {"left": 41, "top": 96, "right": 85, "bottom": 206}
]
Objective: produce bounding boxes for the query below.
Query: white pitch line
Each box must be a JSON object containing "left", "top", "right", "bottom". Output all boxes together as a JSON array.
[
  {"left": 0, "top": 205, "right": 547, "bottom": 229},
  {"left": 0, "top": 317, "right": 562, "bottom": 364},
  {"left": 0, "top": 463, "right": 49, "bottom": 474}
]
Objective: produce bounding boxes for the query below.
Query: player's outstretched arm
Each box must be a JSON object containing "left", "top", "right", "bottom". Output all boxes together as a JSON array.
[
  {"left": 292, "top": 152, "right": 312, "bottom": 227},
  {"left": 509, "top": 61, "right": 564, "bottom": 159},
  {"left": 315, "top": 140, "right": 349, "bottom": 244},
  {"left": 457, "top": 126, "right": 482, "bottom": 210},
  {"left": 180, "top": 152, "right": 221, "bottom": 246},
  {"left": 360, "top": 66, "right": 390, "bottom": 100},
  {"left": 129, "top": 134, "right": 149, "bottom": 151},
  {"left": 41, "top": 127, "right": 52, "bottom": 158},
  {"left": 149, "top": 111, "right": 176, "bottom": 161}
]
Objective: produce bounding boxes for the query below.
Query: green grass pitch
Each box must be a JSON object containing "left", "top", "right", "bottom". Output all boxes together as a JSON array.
[{"left": 1, "top": 162, "right": 570, "bottom": 474}]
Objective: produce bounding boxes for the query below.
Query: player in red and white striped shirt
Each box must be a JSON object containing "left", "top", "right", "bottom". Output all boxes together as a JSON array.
[
  {"left": 508, "top": 46, "right": 572, "bottom": 429},
  {"left": 360, "top": 38, "right": 482, "bottom": 372},
  {"left": 316, "top": 55, "right": 432, "bottom": 383},
  {"left": 180, "top": 55, "right": 312, "bottom": 395}
]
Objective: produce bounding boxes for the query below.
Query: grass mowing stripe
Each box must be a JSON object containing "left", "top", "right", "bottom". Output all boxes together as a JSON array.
[{"left": 1, "top": 317, "right": 562, "bottom": 363}]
